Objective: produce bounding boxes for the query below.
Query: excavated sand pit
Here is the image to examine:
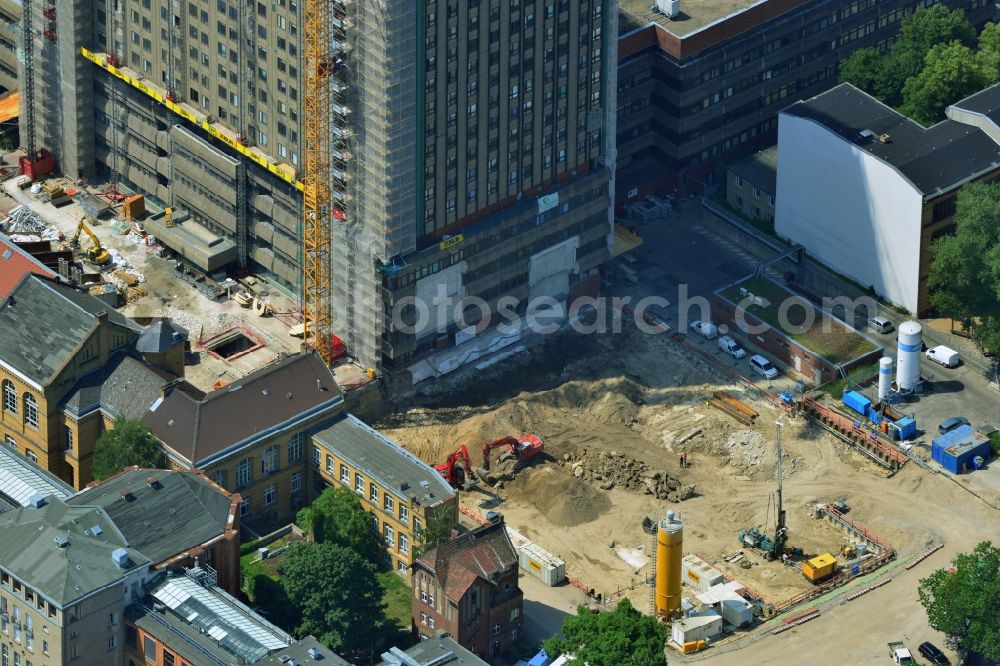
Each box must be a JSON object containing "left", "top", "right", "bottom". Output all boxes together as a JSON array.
[{"left": 378, "top": 322, "right": 998, "bottom": 610}]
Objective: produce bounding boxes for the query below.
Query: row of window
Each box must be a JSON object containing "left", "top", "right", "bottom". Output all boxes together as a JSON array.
[
  {"left": 1, "top": 382, "right": 38, "bottom": 429},
  {"left": 126, "top": 624, "right": 191, "bottom": 666},
  {"left": 317, "top": 450, "right": 411, "bottom": 526},
  {"left": 237, "top": 473, "right": 302, "bottom": 517},
  {"left": 215, "top": 433, "right": 304, "bottom": 490}
]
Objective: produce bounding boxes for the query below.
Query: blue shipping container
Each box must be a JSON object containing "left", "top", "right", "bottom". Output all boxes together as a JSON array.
[
  {"left": 895, "top": 417, "right": 917, "bottom": 440},
  {"left": 843, "top": 390, "right": 871, "bottom": 417},
  {"left": 931, "top": 425, "right": 991, "bottom": 474}
]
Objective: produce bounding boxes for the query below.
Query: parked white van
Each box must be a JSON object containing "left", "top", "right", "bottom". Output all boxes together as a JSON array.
[
  {"left": 926, "top": 345, "right": 959, "bottom": 368},
  {"left": 718, "top": 335, "right": 747, "bottom": 359},
  {"left": 689, "top": 320, "right": 719, "bottom": 339},
  {"left": 749, "top": 354, "right": 779, "bottom": 379}
]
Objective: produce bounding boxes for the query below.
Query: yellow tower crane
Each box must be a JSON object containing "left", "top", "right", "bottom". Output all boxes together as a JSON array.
[{"left": 301, "top": 0, "right": 333, "bottom": 364}]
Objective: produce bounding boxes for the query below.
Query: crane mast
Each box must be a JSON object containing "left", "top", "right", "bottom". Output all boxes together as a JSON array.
[{"left": 302, "top": 0, "right": 333, "bottom": 364}]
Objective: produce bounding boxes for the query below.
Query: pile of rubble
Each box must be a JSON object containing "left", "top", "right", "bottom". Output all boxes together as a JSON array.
[{"left": 559, "top": 449, "right": 696, "bottom": 502}]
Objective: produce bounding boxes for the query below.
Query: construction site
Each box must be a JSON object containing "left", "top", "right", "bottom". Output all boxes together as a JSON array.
[
  {"left": 378, "top": 312, "right": 1000, "bottom": 654},
  {"left": 0, "top": 170, "right": 371, "bottom": 393}
]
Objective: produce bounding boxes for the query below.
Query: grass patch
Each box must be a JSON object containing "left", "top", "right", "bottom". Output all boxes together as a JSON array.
[
  {"left": 820, "top": 361, "right": 881, "bottom": 399},
  {"left": 377, "top": 570, "right": 413, "bottom": 630},
  {"left": 241, "top": 541, "right": 416, "bottom": 651},
  {"left": 721, "top": 277, "right": 877, "bottom": 364},
  {"left": 988, "top": 431, "right": 1000, "bottom": 457}
]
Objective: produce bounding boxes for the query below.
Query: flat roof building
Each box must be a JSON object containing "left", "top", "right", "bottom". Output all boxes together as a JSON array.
[
  {"left": 614, "top": 0, "right": 994, "bottom": 199},
  {"left": 775, "top": 83, "right": 1000, "bottom": 314}
]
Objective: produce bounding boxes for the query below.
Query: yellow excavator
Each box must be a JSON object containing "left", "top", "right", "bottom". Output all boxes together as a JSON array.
[{"left": 71, "top": 217, "right": 111, "bottom": 266}]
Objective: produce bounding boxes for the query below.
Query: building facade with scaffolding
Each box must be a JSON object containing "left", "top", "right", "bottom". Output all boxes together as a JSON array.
[{"left": 22, "top": 0, "right": 619, "bottom": 373}]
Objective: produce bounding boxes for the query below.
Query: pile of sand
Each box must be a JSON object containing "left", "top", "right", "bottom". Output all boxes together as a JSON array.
[{"left": 509, "top": 466, "right": 612, "bottom": 527}]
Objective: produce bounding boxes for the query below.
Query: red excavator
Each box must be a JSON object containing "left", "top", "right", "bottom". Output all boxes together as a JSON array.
[
  {"left": 435, "top": 444, "right": 476, "bottom": 489},
  {"left": 482, "top": 434, "right": 543, "bottom": 471}
]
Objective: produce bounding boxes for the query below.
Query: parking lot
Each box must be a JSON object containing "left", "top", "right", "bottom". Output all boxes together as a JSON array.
[{"left": 615, "top": 199, "right": 1000, "bottom": 498}]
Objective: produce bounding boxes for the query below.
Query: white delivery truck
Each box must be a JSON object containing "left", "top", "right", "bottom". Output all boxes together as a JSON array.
[
  {"left": 718, "top": 335, "right": 747, "bottom": 358},
  {"left": 925, "top": 345, "right": 959, "bottom": 368}
]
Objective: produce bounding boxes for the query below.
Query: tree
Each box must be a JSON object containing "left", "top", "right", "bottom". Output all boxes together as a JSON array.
[
  {"left": 839, "top": 5, "right": 977, "bottom": 107},
  {"left": 280, "top": 542, "right": 387, "bottom": 655},
  {"left": 839, "top": 47, "right": 886, "bottom": 97},
  {"left": 900, "top": 42, "right": 989, "bottom": 125},
  {"left": 918, "top": 542, "right": 1000, "bottom": 662},
  {"left": 542, "top": 598, "right": 668, "bottom": 666},
  {"left": 92, "top": 418, "right": 167, "bottom": 480},
  {"left": 976, "top": 22, "right": 1000, "bottom": 81},
  {"left": 927, "top": 182, "right": 1000, "bottom": 354},
  {"left": 295, "top": 485, "right": 377, "bottom": 561},
  {"left": 413, "top": 505, "right": 457, "bottom": 557}
]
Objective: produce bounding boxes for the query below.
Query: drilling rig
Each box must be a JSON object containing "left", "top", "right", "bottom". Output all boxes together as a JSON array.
[{"left": 737, "top": 420, "right": 788, "bottom": 560}]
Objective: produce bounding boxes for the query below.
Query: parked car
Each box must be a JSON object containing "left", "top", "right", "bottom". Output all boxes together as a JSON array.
[
  {"left": 718, "top": 335, "right": 747, "bottom": 359},
  {"left": 938, "top": 416, "right": 970, "bottom": 436},
  {"left": 926, "top": 345, "right": 959, "bottom": 368},
  {"left": 917, "top": 641, "right": 949, "bottom": 665},
  {"left": 868, "top": 316, "right": 894, "bottom": 334},
  {"left": 689, "top": 320, "right": 718, "bottom": 339},
  {"left": 749, "top": 354, "right": 779, "bottom": 380}
]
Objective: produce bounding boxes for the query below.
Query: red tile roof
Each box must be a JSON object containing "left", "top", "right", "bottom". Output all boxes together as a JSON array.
[
  {"left": 417, "top": 516, "right": 518, "bottom": 602},
  {"left": 0, "top": 236, "right": 55, "bottom": 299}
]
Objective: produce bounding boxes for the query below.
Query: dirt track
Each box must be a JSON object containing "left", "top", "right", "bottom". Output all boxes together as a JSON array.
[{"left": 378, "top": 321, "right": 997, "bottom": 612}]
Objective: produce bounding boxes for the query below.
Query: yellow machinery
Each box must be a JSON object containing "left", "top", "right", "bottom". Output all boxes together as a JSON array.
[
  {"left": 72, "top": 218, "right": 111, "bottom": 265},
  {"left": 301, "top": 0, "right": 333, "bottom": 364},
  {"left": 163, "top": 207, "right": 174, "bottom": 228},
  {"left": 802, "top": 552, "right": 838, "bottom": 584},
  {"left": 655, "top": 510, "right": 684, "bottom": 619}
]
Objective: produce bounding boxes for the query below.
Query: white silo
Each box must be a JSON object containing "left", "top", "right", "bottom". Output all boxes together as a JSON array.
[
  {"left": 896, "top": 321, "right": 922, "bottom": 390},
  {"left": 878, "top": 356, "right": 893, "bottom": 401}
]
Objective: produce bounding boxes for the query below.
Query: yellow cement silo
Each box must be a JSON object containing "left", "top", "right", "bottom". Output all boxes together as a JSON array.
[{"left": 655, "top": 510, "right": 684, "bottom": 619}]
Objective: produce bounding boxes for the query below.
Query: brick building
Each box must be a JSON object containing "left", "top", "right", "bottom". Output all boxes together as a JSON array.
[{"left": 412, "top": 516, "right": 523, "bottom": 663}]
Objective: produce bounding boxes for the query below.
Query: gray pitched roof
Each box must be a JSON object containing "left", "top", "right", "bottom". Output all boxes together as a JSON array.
[
  {"left": 143, "top": 352, "right": 343, "bottom": 466},
  {"left": 380, "top": 635, "right": 488, "bottom": 666},
  {"left": 0, "top": 498, "right": 150, "bottom": 607},
  {"left": 0, "top": 275, "right": 138, "bottom": 386},
  {"left": 135, "top": 320, "right": 189, "bottom": 353},
  {"left": 259, "top": 637, "right": 350, "bottom": 665},
  {"left": 312, "top": 414, "right": 455, "bottom": 508},
  {"left": 62, "top": 353, "right": 180, "bottom": 420},
  {"left": 782, "top": 83, "right": 1000, "bottom": 197},
  {"left": 68, "top": 469, "right": 233, "bottom": 564}
]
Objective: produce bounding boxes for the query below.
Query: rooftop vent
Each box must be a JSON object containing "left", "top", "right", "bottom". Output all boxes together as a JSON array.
[
  {"left": 111, "top": 548, "right": 131, "bottom": 568},
  {"left": 146, "top": 476, "right": 160, "bottom": 489},
  {"left": 307, "top": 646, "right": 323, "bottom": 659},
  {"left": 654, "top": 0, "right": 681, "bottom": 18},
  {"left": 1, "top": 249, "right": 11, "bottom": 260},
  {"left": 90, "top": 525, "right": 103, "bottom": 537},
  {"left": 878, "top": 133, "right": 891, "bottom": 144},
  {"left": 262, "top": 388, "right": 270, "bottom": 396},
  {"left": 28, "top": 494, "right": 46, "bottom": 508},
  {"left": 858, "top": 129, "right": 875, "bottom": 140},
  {"left": 121, "top": 488, "right": 135, "bottom": 501},
  {"left": 53, "top": 536, "right": 69, "bottom": 548}
]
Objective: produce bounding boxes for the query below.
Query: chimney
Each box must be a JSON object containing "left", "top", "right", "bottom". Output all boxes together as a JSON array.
[
  {"left": 146, "top": 476, "right": 160, "bottom": 489},
  {"left": 121, "top": 487, "right": 134, "bottom": 501},
  {"left": 96, "top": 310, "right": 108, "bottom": 323}
]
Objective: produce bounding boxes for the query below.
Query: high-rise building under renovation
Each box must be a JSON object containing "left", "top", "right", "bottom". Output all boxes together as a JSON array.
[{"left": 22, "top": 0, "right": 618, "bottom": 372}]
